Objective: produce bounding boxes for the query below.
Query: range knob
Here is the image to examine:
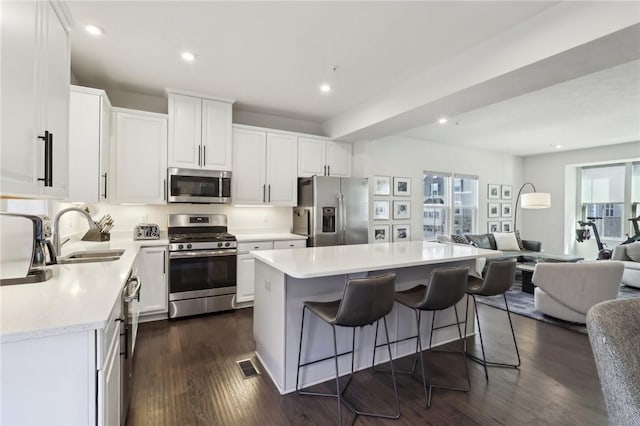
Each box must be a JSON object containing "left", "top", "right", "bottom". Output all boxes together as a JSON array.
[
  {"left": 224, "top": 242, "right": 230, "bottom": 247},
  {"left": 178, "top": 244, "right": 184, "bottom": 250},
  {"left": 217, "top": 242, "right": 223, "bottom": 248},
  {"left": 187, "top": 244, "right": 192, "bottom": 249}
]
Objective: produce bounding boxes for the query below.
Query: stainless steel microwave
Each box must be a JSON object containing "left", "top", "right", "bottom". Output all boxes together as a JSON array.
[{"left": 167, "top": 168, "right": 231, "bottom": 204}]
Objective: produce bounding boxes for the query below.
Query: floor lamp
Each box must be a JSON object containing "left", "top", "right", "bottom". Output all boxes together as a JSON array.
[{"left": 513, "top": 183, "right": 551, "bottom": 231}]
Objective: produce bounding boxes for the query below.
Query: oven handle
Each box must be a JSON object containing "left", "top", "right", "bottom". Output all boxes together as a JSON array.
[
  {"left": 169, "top": 249, "right": 237, "bottom": 259},
  {"left": 123, "top": 276, "right": 141, "bottom": 303}
]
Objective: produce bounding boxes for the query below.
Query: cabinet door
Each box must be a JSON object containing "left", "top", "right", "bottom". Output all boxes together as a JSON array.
[
  {"left": 326, "top": 141, "right": 351, "bottom": 177},
  {"left": 236, "top": 254, "right": 255, "bottom": 303},
  {"left": 99, "top": 336, "right": 120, "bottom": 426},
  {"left": 42, "top": 1, "right": 70, "bottom": 198},
  {"left": 68, "top": 90, "right": 101, "bottom": 202},
  {"left": 99, "top": 96, "right": 111, "bottom": 202},
  {"left": 0, "top": 0, "right": 40, "bottom": 197},
  {"left": 114, "top": 111, "right": 167, "bottom": 204},
  {"left": 168, "top": 94, "right": 202, "bottom": 169},
  {"left": 202, "top": 99, "right": 232, "bottom": 170},
  {"left": 137, "top": 247, "right": 168, "bottom": 317},
  {"left": 266, "top": 133, "right": 298, "bottom": 206},
  {"left": 232, "top": 128, "right": 266, "bottom": 205},
  {"left": 298, "top": 137, "right": 327, "bottom": 177}
]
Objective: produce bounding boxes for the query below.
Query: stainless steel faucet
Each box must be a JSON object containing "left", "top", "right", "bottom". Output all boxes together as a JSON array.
[{"left": 53, "top": 207, "right": 99, "bottom": 256}]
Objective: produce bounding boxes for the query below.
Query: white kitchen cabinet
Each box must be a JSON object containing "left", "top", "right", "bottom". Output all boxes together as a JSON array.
[
  {"left": 168, "top": 93, "right": 233, "bottom": 170},
  {"left": 236, "top": 238, "right": 305, "bottom": 304},
  {"left": 0, "top": 0, "right": 70, "bottom": 198},
  {"left": 298, "top": 137, "right": 351, "bottom": 177},
  {"left": 137, "top": 246, "right": 168, "bottom": 320},
  {"left": 112, "top": 108, "right": 168, "bottom": 204},
  {"left": 232, "top": 126, "right": 298, "bottom": 206},
  {"left": 68, "top": 86, "right": 112, "bottom": 202}
]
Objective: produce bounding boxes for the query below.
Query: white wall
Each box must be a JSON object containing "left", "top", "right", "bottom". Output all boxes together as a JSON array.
[
  {"left": 522, "top": 141, "right": 640, "bottom": 256},
  {"left": 354, "top": 136, "right": 523, "bottom": 242}
]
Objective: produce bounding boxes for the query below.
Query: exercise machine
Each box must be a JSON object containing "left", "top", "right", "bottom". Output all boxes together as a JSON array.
[
  {"left": 621, "top": 216, "right": 640, "bottom": 245},
  {"left": 576, "top": 217, "right": 612, "bottom": 260}
]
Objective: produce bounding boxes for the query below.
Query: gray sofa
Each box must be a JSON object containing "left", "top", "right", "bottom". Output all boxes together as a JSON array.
[
  {"left": 610, "top": 242, "right": 640, "bottom": 288},
  {"left": 461, "top": 233, "right": 542, "bottom": 262}
]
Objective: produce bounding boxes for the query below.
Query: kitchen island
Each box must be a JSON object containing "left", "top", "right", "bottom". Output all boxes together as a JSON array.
[{"left": 251, "top": 241, "right": 501, "bottom": 394}]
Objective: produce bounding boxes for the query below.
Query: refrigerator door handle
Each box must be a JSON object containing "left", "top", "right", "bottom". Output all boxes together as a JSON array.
[{"left": 338, "top": 192, "right": 346, "bottom": 244}]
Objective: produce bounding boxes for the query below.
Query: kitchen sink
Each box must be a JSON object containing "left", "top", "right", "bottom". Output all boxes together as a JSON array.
[{"left": 57, "top": 249, "right": 125, "bottom": 264}]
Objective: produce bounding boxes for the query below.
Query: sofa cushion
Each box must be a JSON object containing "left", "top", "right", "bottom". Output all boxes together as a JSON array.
[
  {"left": 621, "top": 260, "right": 640, "bottom": 271},
  {"left": 466, "top": 234, "right": 494, "bottom": 250},
  {"left": 451, "top": 234, "right": 470, "bottom": 244},
  {"left": 625, "top": 242, "right": 640, "bottom": 262},
  {"left": 514, "top": 230, "right": 524, "bottom": 250},
  {"left": 493, "top": 232, "right": 520, "bottom": 251}
]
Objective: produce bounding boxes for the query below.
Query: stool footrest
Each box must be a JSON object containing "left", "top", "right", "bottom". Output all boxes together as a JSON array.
[
  {"left": 298, "top": 350, "right": 354, "bottom": 369},
  {"left": 466, "top": 352, "right": 520, "bottom": 369}
]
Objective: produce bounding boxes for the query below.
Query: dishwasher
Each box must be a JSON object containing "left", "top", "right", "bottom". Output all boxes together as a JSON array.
[{"left": 120, "top": 270, "right": 141, "bottom": 425}]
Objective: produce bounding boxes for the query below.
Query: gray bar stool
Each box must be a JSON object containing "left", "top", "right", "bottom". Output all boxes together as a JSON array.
[
  {"left": 295, "top": 272, "right": 400, "bottom": 425},
  {"left": 375, "top": 266, "right": 471, "bottom": 408},
  {"left": 464, "top": 259, "right": 520, "bottom": 380}
]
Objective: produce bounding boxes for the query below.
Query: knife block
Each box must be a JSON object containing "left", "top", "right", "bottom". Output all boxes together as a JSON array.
[{"left": 81, "top": 228, "right": 110, "bottom": 242}]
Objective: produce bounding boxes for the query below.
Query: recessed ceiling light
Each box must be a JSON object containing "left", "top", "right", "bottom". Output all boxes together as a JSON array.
[
  {"left": 554, "top": 144, "right": 563, "bottom": 149},
  {"left": 320, "top": 83, "right": 332, "bottom": 94},
  {"left": 181, "top": 51, "right": 196, "bottom": 62},
  {"left": 438, "top": 117, "right": 448, "bottom": 124},
  {"left": 84, "top": 25, "right": 103, "bottom": 36}
]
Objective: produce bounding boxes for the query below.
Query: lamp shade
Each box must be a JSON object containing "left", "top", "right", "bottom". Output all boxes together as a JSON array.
[{"left": 521, "top": 192, "right": 551, "bottom": 209}]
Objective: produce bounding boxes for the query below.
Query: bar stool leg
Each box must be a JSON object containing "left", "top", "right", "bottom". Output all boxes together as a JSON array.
[
  {"left": 382, "top": 317, "right": 400, "bottom": 418},
  {"left": 414, "top": 309, "right": 433, "bottom": 407},
  {"left": 331, "top": 324, "right": 344, "bottom": 426},
  {"left": 504, "top": 294, "right": 522, "bottom": 368},
  {"left": 471, "top": 295, "right": 490, "bottom": 380},
  {"left": 295, "top": 306, "right": 308, "bottom": 393},
  {"left": 453, "top": 305, "right": 471, "bottom": 390}
]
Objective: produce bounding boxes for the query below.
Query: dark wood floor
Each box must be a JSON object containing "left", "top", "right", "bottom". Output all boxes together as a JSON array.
[{"left": 127, "top": 304, "right": 608, "bottom": 426}]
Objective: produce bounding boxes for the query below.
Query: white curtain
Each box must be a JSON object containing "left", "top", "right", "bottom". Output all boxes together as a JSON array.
[{"left": 581, "top": 165, "right": 625, "bottom": 203}]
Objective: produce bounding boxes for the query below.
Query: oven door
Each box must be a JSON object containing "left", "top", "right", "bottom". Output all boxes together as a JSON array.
[
  {"left": 168, "top": 249, "right": 237, "bottom": 301},
  {"left": 167, "top": 168, "right": 232, "bottom": 204}
]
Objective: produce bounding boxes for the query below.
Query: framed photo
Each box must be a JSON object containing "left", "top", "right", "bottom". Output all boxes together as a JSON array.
[
  {"left": 393, "top": 200, "right": 411, "bottom": 220},
  {"left": 488, "top": 202, "right": 500, "bottom": 218},
  {"left": 373, "top": 200, "right": 390, "bottom": 220},
  {"left": 501, "top": 184, "right": 513, "bottom": 200},
  {"left": 501, "top": 220, "right": 513, "bottom": 232},
  {"left": 373, "top": 176, "right": 391, "bottom": 196},
  {"left": 371, "top": 224, "right": 390, "bottom": 243},
  {"left": 488, "top": 184, "right": 500, "bottom": 200},
  {"left": 392, "top": 224, "right": 411, "bottom": 242},
  {"left": 488, "top": 221, "right": 500, "bottom": 233},
  {"left": 501, "top": 203, "right": 512, "bottom": 218},
  {"left": 393, "top": 177, "right": 411, "bottom": 196}
]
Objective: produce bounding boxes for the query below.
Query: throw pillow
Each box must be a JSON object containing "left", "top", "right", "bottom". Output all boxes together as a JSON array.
[
  {"left": 514, "top": 230, "right": 525, "bottom": 250},
  {"left": 467, "top": 234, "right": 493, "bottom": 249},
  {"left": 626, "top": 242, "right": 640, "bottom": 262},
  {"left": 493, "top": 232, "right": 521, "bottom": 251},
  {"left": 451, "top": 234, "right": 470, "bottom": 244}
]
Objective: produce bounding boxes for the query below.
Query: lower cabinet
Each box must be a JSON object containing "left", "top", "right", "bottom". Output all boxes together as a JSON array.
[
  {"left": 236, "top": 239, "right": 305, "bottom": 304},
  {"left": 137, "top": 246, "right": 168, "bottom": 320}
]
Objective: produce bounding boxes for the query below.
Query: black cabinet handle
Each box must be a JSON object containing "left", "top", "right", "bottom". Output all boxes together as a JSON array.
[
  {"left": 268, "top": 184, "right": 271, "bottom": 203},
  {"left": 327, "top": 165, "right": 330, "bottom": 176},
  {"left": 198, "top": 145, "right": 202, "bottom": 166},
  {"left": 37, "top": 131, "right": 53, "bottom": 187},
  {"left": 323, "top": 165, "right": 327, "bottom": 176},
  {"left": 203, "top": 145, "right": 206, "bottom": 166},
  {"left": 102, "top": 172, "right": 108, "bottom": 198}
]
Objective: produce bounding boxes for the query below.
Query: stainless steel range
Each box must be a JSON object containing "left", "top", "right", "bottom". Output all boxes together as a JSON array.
[{"left": 168, "top": 214, "right": 237, "bottom": 318}]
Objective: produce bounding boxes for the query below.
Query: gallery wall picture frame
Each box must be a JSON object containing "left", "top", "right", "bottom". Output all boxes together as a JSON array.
[
  {"left": 393, "top": 177, "right": 411, "bottom": 196},
  {"left": 393, "top": 200, "right": 411, "bottom": 220},
  {"left": 373, "top": 200, "right": 390, "bottom": 220},
  {"left": 488, "top": 221, "right": 500, "bottom": 233},
  {"left": 373, "top": 175, "right": 391, "bottom": 196},
  {"left": 488, "top": 184, "right": 500, "bottom": 200},
  {"left": 488, "top": 202, "right": 500, "bottom": 218},
  {"left": 501, "top": 221, "right": 513, "bottom": 232},
  {"left": 501, "top": 184, "right": 513, "bottom": 200},
  {"left": 393, "top": 224, "right": 411, "bottom": 242},
  {"left": 501, "top": 203, "right": 512, "bottom": 218},
  {"left": 371, "top": 224, "right": 390, "bottom": 243}
]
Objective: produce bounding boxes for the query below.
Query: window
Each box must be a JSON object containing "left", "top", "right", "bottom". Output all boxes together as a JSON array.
[
  {"left": 423, "top": 172, "right": 478, "bottom": 240},
  {"left": 580, "top": 163, "right": 639, "bottom": 240}
]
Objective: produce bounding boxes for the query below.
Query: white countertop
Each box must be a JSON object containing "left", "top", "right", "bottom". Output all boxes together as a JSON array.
[
  {"left": 233, "top": 232, "right": 306, "bottom": 242},
  {"left": 0, "top": 235, "right": 168, "bottom": 343},
  {"left": 251, "top": 241, "right": 501, "bottom": 279}
]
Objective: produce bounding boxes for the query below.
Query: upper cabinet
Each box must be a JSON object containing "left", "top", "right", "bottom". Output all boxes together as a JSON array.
[
  {"left": 0, "top": 0, "right": 70, "bottom": 198},
  {"left": 298, "top": 137, "right": 351, "bottom": 177},
  {"left": 168, "top": 92, "right": 233, "bottom": 171},
  {"left": 232, "top": 126, "right": 298, "bottom": 206},
  {"left": 68, "top": 86, "right": 112, "bottom": 203},
  {"left": 112, "top": 108, "right": 168, "bottom": 204}
]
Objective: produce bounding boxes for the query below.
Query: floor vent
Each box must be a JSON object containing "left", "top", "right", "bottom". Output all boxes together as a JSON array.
[{"left": 237, "top": 359, "right": 260, "bottom": 379}]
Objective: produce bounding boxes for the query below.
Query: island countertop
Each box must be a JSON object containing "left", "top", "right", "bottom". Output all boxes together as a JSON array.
[{"left": 251, "top": 241, "right": 501, "bottom": 279}]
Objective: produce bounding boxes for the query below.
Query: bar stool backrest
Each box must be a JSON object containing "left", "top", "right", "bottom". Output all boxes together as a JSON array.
[
  {"left": 334, "top": 272, "right": 397, "bottom": 327},
  {"left": 477, "top": 259, "right": 517, "bottom": 297},
  {"left": 420, "top": 266, "right": 470, "bottom": 311}
]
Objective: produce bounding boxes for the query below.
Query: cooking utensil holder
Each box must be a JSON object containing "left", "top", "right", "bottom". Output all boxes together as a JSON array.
[{"left": 81, "top": 228, "right": 110, "bottom": 242}]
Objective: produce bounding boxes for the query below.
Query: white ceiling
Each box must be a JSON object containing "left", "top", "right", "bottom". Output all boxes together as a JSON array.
[{"left": 67, "top": 1, "right": 640, "bottom": 156}]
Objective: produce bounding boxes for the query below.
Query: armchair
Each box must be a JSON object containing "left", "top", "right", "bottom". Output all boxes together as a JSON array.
[{"left": 532, "top": 261, "right": 623, "bottom": 323}]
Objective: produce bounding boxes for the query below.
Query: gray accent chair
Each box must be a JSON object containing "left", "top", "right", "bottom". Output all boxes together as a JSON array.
[
  {"left": 610, "top": 242, "right": 640, "bottom": 288},
  {"left": 532, "top": 261, "right": 624, "bottom": 324},
  {"left": 587, "top": 298, "right": 640, "bottom": 425}
]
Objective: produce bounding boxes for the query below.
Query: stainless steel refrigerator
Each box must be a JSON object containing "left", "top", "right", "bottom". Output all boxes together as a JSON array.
[{"left": 293, "top": 176, "right": 368, "bottom": 246}]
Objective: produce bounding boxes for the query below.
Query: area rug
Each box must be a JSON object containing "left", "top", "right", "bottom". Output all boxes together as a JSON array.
[{"left": 474, "top": 280, "right": 640, "bottom": 334}]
